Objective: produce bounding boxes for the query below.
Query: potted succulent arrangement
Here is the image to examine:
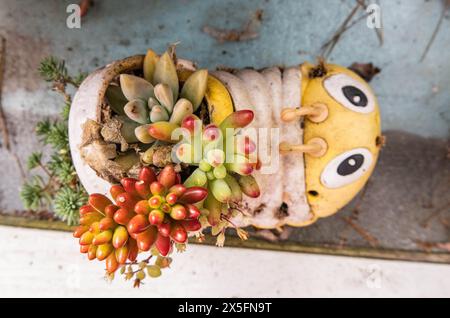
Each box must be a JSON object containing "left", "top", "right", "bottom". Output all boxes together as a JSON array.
[{"left": 67, "top": 45, "right": 381, "bottom": 285}]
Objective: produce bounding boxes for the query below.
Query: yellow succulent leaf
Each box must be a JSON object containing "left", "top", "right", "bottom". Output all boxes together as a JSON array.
[{"left": 205, "top": 75, "right": 234, "bottom": 125}]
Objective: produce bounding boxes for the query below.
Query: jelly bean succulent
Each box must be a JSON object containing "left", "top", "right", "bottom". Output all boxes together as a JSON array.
[
  {"left": 73, "top": 165, "right": 207, "bottom": 286},
  {"left": 112, "top": 48, "right": 209, "bottom": 145},
  {"left": 76, "top": 45, "right": 263, "bottom": 273},
  {"left": 173, "top": 110, "right": 261, "bottom": 231}
]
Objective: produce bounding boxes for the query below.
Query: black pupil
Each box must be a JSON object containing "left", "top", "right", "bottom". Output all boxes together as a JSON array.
[
  {"left": 337, "top": 154, "right": 364, "bottom": 176},
  {"left": 342, "top": 86, "right": 368, "bottom": 107}
]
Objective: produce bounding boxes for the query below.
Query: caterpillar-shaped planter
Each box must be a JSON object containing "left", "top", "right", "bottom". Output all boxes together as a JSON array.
[{"left": 69, "top": 53, "right": 381, "bottom": 230}]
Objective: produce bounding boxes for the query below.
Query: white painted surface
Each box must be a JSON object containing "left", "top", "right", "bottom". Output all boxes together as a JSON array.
[{"left": 0, "top": 225, "right": 449, "bottom": 297}]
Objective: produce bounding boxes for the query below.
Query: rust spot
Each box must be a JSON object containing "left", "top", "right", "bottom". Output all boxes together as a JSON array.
[
  {"left": 308, "top": 190, "right": 319, "bottom": 197},
  {"left": 253, "top": 203, "right": 266, "bottom": 215},
  {"left": 376, "top": 135, "right": 386, "bottom": 148},
  {"left": 276, "top": 202, "right": 289, "bottom": 219},
  {"left": 308, "top": 59, "right": 327, "bottom": 78}
]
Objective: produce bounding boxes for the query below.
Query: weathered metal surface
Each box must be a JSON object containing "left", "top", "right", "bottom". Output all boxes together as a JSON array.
[{"left": 0, "top": 0, "right": 448, "bottom": 260}]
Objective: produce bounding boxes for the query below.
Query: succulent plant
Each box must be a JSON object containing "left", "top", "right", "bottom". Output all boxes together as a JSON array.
[
  {"left": 73, "top": 165, "right": 207, "bottom": 285},
  {"left": 78, "top": 47, "right": 262, "bottom": 253},
  {"left": 109, "top": 49, "right": 209, "bottom": 146},
  {"left": 173, "top": 110, "right": 260, "bottom": 226}
]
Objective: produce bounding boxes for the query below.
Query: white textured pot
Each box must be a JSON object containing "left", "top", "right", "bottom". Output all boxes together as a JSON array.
[
  {"left": 69, "top": 55, "right": 145, "bottom": 197},
  {"left": 69, "top": 54, "right": 381, "bottom": 229}
]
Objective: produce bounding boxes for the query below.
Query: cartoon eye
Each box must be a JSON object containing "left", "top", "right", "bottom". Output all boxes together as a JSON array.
[
  {"left": 321, "top": 148, "right": 373, "bottom": 188},
  {"left": 323, "top": 74, "right": 375, "bottom": 113}
]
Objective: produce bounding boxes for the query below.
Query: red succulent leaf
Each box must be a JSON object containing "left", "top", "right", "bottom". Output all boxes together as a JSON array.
[
  {"left": 115, "top": 245, "right": 129, "bottom": 264},
  {"left": 79, "top": 205, "right": 95, "bottom": 216},
  {"left": 127, "top": 214, "right": 150, "bottom": 235},
  {"left": 157, "top": 222, "right": 171, "bottom": 237},
  {"left": 112, "top": 226, "right": 128, "bottom": 249},
  {"left": 80, "top": 245, "right": 90, "bottom": 254},
  {"left": 150, "top": 181, "right": 165, "bottom": 196},
  {"left": 104, "top": 204, "right": 119, "bottom": 218},
  {"left": 134, "top": 200, "right": 151, "bottom": 215},
  {"left": 148, "top": 209, "right": 165, "bottom": 226},
  {"left": 127, "top": 239, "right": 139, "bottom": 262},
  {"left": 169, "top": 184, "right": 186, "bottom": 197},
  {"left": 113, "top": 208, "right": 135, "bottom": 225},
  {"left": 88, "top": 193, "right": 112, "bottom": 214},
  {"left": 178, "top": 187, "right": 208, "bottom": 204},
  {"left": 185, "top": 204, "right": 201, "bottom": 219},
  {"left": 115, "top": 192, "right": 138, "bottom": 211},
  {"left": 105, "top": 252, "right": 119, "bottom": 274},
  {"left": 155, "top": 233, "right": 171, "bottom": 256},
  {"left": 181, "top": 219, "right": 202, "bottom": 232},
  {"left": 73, "top": 225, "right": 89, "bottom": 238},
  {"left": 169, "top": 204, "right": 187, "bottom": 220},
  {"left": 110, "top": 185, "right": 125, "bottom": 201},
  {"left": 87, "top": 245, "right": 96, "bottom": 260},
  {"left": 181, "top": 114, "right": 201, "bottom": 134},
  {"left": 136, "top": 227, "right": 157, "bottom": 252},
  {"left": 157, "top": 165, "right": 177, "bottom": 189},
  {"left": 165, "top": 192, "right": 178, "bottom": 205},
  {"left": 120, "top": 178, "right": 139, "bottom": 197},
  {"left": 135, "top": 180, "right": 151, "bottom": 199},
  {"left": 170, "top": 223, "right": 188, "bottom": 243},
  {"left": 99, "top": 217, "right": 115, "bottom": 231},
  {"left": 138, "top": 167, "right": 157, "bottom": 184}
]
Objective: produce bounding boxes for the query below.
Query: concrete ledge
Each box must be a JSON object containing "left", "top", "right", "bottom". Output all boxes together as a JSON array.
[{"left": 2, "top": 214, "right": 449, "bottom": 264}]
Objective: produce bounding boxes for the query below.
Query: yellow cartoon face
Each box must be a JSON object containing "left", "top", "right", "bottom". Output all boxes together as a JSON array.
[{"left": 301, "top": 63, "right": 382, "bottom": 218}]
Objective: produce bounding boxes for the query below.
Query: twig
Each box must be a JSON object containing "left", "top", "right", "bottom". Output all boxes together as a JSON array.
[
  {"left": 220, "top": 214, "right": 239, "bottom": 229},
  {"left": 341, "top": 216, "right": 379, "bottom": 248},
  {"left": 321, "top": 10, "right": 369, "bottom": 52},
  {"left": 52, "top": 82, "right": 72, "bottom": 104},
  {"left": 124, "top": 255, "right": 153, "bottom": 267},
  {"left": 0, "top": 36, "right": 26, "bottom": 180},
  {"left": 13, "top": 153, "right": 26, "bottom": 180},
  {"left": 352, "top": 180, "right": 370, "bottom": 216},
  {"left": 415, "top": 240, "right": 450, "bottom": 252},
  {"left": 439, "top": 217, "right": 450, "bottom": 228},
  {"left": 0, "top": 36, "right": 9, "bottom": 150},
  {"left": 420, "top": 202, "right": 450, "bottom": 228},
  {"left": 320, "top": 2, "right": 361, "bottom": 58},
  {"left": 336, "top": 181, "right": 371, "bottom": 247},
  {"left": 38, "top": 162, "right": 53, "bottom": 178},
  {"left": 357, "top": 0, "right": 384, "bottom": 45},
  {"left": 320, "top": 0, "right": 385, "bottom": 59},
  {"left": 420, "top": 0, "right": 450, "bottom": 62},
  {"left": 202, "top": 9, "right": 264, "bottom": 43}
]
